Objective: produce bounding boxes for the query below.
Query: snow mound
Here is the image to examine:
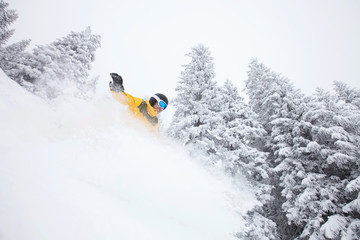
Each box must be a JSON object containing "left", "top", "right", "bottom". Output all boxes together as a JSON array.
[{"left": 0, "top": 70, "right": 255, "bottom": 240}]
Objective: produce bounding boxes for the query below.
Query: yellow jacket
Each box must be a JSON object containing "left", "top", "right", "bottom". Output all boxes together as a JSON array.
[{"left": 111, "top": 90, "right": 159, "bottom": 132}]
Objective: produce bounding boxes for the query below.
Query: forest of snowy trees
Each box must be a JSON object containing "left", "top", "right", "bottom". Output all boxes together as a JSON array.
[
  {"left": 168, "top": 44, "right": 360, "bottom": 240},
  {"left": 1, "top": 1, "right": 359, "bottom": 239}
]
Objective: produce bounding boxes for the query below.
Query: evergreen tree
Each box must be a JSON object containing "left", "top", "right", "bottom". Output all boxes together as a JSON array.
[
  {"left": 0, "top": 0, "right": 33, "bottom": 89},
  {"left": 0, "top": 39, "right": 32, "bottom": 85},
  {"left": 237, "top": 210, "right": 278, "bottom": 240},
  {"left": 333, "top": 81, "right": 360, "bottom": 109},
  {"left": 245, "top": 59, "right": 309, "bottom": 239},
  {"left": 169, "top": 53, "right": 278, "bottom": 238},
  {"left": 218, "top": 79, "right": 270, "bottom": 182},
  {"left": 0, "top": 0, "right": 17, "bottom": 46},
  {"left": 0, "top": 2, "right": 100, "bottom": 99},
  {"left": 219, "top": 80, "right": 277, "bottom": 239},
  {"left": 245, "top": 58, "right": 305, "bottom": 134},
  {"left": 294, "top": 88, "right": 360, "bottom": 239},
  {"left": 20, "top": 27, "right": 101, "bottom": 99},
  {"left": 342, "top": 175, "right": 360, "bottom": 240},
  {"left": 167, "top": 44, "right": 222, "bottom": 157}
]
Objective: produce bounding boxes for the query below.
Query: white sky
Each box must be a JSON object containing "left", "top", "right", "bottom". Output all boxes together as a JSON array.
[{"left": 8, "top": 0, "right": 360, "bottom": 99}]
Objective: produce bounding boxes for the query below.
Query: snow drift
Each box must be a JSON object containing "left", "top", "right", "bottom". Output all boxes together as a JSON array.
[{"left": 0, "top": 70, "right": 256, "bottom": 240}]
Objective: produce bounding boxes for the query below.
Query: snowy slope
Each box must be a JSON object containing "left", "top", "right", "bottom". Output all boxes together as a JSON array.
[{"left": 0, "top": 70, "right": 256, "bottom": 240}]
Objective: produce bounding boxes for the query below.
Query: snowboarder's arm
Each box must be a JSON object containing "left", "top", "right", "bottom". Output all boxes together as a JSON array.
[{"left": 111, "top": 91, "right": 143, "bottom": 108}]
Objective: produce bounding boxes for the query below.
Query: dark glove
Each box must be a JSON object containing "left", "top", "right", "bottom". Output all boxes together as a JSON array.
[{"left": 109, "top": 73, "right": 125, "bottom": 92}]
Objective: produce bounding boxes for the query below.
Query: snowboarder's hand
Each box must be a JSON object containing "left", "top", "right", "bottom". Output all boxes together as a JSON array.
[{"left": 109, "top": 73, "right": 124, "bottom": 92}]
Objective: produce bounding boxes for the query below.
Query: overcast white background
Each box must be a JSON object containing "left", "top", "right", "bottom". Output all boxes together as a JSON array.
[{"left": 8, "top": 0, "right": 360, "bottom": 99}]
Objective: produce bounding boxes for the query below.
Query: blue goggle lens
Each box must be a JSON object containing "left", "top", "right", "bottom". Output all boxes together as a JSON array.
[{"left": 159, "top": 101, "right": 167, "bottom": 110}]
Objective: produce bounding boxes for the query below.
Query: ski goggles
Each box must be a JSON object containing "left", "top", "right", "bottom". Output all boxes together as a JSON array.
[{"left": 152, "top": 95, "right": 167, "bottom": 110}]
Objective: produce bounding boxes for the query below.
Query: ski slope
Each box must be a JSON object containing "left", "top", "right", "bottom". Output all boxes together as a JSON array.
[{"left": 0, "top": 70, "right": 256, "bottom": 240}]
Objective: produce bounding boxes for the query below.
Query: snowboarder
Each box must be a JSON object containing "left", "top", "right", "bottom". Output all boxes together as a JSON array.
[{"left": 109, "top": 73, "right": 168, "bottom": 133}]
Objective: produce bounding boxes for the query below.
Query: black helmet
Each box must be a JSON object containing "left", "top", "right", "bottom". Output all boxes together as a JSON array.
[{"left": 149, "top": 93, "right": 169, "bottom": 108}]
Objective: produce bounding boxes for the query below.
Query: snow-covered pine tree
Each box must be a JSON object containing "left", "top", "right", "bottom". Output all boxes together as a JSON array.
[
  {"left": 0, "top": 40, "right": 32, "bottom": 84},
  {"left": 334, "top": 82, "right": 360, "bottom": 240},
  {"left": 217, "top": 79, "right": 269, "bottom": 181},
  {"left": 217, "top": 79, "right": 277, "bottom": 239},
  {"left": 167, "top": 44, "right": 222, "bottom": 158},
  {"left": 333, "top": 81, "right": 360, "bottom": 109},
  {"left": 343, "top": 175, "right": 360, "bottom": 240},
  {"left": 295, "top": 87, "right": 360, "bottom": 240},
  {"left": 0, "top": 1, "right": 101, "bottom": 99},
  {"left": 19, "top": 27, "right": 101, "bottom": 99},
  {"left": 52, "top": 27, "right": 100, "bottom": 92},
  {"left": 0, "top": 0, "right": 17, "bottom": 46},
  {"left": 0, "top": 0, "right": 33, "bottom": 89},
  {"left": 245, "top": 58, "right": 306, "bottom": 134},
  {"left": 245, "top": 58, "right": 310, "bottom": 239}
]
